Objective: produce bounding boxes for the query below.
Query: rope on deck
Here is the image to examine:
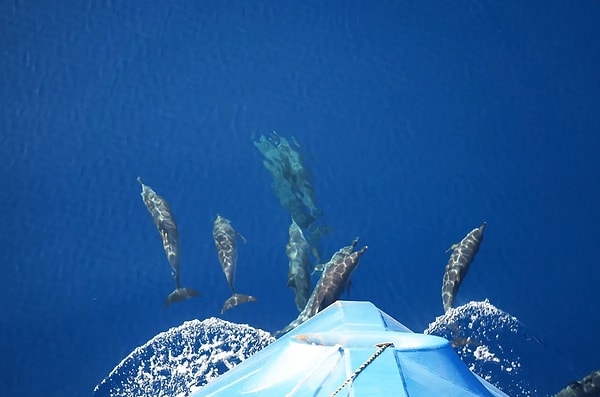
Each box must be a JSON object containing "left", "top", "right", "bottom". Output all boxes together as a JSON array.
[{"left": 329, "top": 342, "right": 394, "bottom": 397}]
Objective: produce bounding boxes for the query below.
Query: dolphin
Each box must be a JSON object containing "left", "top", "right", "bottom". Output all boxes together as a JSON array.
[
  {"left": 285, "top": 218, "right": 312, "bottom": 311},
  {"left": 554, "top": 369, "right": 600, "bottom": 397},
  {"left": 312, "top": 236, "right": 358, "bottom": 274},
  {"left": 212, "top": 214, "right": 257, "bottom": 313},
  {"left": 276, "top": 238, "right": 367, "bottom": 336},
  {"left": 137, "top": 177, "right": 201, "bottom": 307},
  {"left": 253, "top": 132, "right": 329, "bottom": 261},
  {"left": 442, "top": 222, "right": 486, "bottom": 313}
]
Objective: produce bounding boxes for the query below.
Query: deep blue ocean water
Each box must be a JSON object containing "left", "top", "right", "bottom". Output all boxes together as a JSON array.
[{"left": 2, "top": 1, "right": 599, "bottom": 396}]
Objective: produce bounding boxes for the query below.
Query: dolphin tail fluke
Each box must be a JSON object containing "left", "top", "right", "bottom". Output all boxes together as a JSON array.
[
  {"left": 221, "top": 293, "right": 257, "bottom": 314},
  {"left": 164, "top": 287, "right": 202, "bottom": 308}
]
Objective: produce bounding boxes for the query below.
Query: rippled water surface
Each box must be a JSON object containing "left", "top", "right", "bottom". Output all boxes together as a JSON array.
[{"left": 2, "top": 1, "right": 599, "bottom": 396}]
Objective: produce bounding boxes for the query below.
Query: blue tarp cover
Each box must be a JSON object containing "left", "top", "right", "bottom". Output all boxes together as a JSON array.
[{"left": 192, "top": 301, "right": 509, "bottom": 396}]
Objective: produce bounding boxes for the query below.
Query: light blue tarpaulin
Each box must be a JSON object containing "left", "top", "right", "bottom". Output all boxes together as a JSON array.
[{"left": 192, "top": 301, "right": 509, "bottom": 396}]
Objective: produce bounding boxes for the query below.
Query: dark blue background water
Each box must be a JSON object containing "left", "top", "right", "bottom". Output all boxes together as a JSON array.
[{"left": 2, "top": 1, "right": 599, "bottom": 396}]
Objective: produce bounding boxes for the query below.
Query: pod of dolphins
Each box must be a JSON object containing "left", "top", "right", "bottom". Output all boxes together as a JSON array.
[
  {"left": 137, "top": 178, "right": 258, "bottom": 313},
  {"left": 136, "top": 177, "right": 367, "bottom": 335},
  {"left": 136, "top": 133, "right": 597, "bottom": 396},
  {"left": 137, "top": 170, "right": 479, "bottom": 320}
]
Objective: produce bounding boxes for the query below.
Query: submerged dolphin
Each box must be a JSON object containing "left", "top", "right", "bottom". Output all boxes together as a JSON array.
[
  {"left": 285, "top": 218, "right": 312, "bottom": 311},
  {"left": 277, "top": 238, "right": 367, "bottom": 336},
  {"left": 137, "top": 177, "right": 201, "bottom": 307},
  {"left": 554, "top": 369, "right": 600, "bottom": 397},
  {"left": 442, "top": 222, "right": 486, "bottom": 313},
  {"left": 212, "top": 214, "right": 257, "bottom": 313}
]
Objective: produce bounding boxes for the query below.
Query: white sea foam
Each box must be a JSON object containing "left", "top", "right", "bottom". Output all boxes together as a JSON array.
[
  {"left": 94, "top": 317, "right": 274, "bottom": 397},
  {"left": 425, "top": 300, "right": 536, "bottom": 396},
  {"left": 96, "top": 301, "right": 543, "bottom": 397}
]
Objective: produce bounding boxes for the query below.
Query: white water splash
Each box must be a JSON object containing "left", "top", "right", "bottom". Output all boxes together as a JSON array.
[{"left": 94, "top": 317, "right": 274, "bottom": 397}]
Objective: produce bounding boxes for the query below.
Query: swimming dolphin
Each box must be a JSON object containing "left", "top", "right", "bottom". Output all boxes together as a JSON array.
[
  {"left": 285, "top": 218, "right": 312, "bottom": 311},
  {"left": 276, "top": 238, "right": 367, "bottom": 336},
  {"left": 253, "top": 132, "right": 330, "bottom": 261},
  {"left": 554, "top": 369, "right": 600, "bottom": 397},
  {"left": 442, "top": 222, "right": 486, "bottom": 313},
  {"left": 312, "top": 236, "right": 358, "bottom": 274},
  {"left": 212, "top": 214, "right": 257, "bottom": 313},
  {"left": 137, "top": 177, "right": 201, "bottom": 307}
]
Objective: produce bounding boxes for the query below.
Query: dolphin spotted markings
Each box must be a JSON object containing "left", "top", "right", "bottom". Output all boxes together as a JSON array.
[
  {"left": 137, "top": 177, "right": 201, "bottom": 307},
  {"left": 442, "top": 222, "right": 486, "bottom": 313},
  {"left": 312, "top": 236, "right": 358, "bottom": 275},
  {"left": 285, "top": 218, "right": 312, "bottom": 311},
  {"left": 554, "top": 369, "right": 600, "bottom": 397},
  {"left": 212, "top": 214, "right": 257, "bottom": 313},
  {"left": 277, "top": 238, "right": 367, "bottom": 336}
]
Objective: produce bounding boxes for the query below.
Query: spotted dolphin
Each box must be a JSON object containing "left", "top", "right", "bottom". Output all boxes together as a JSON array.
[
  {"left": 137, "top": 177, "right": 201, "bottom": 307},
  {"left": 312, "top": 236, "right": 358, "bottom": 274},
  {"left": 285, "top": 218, "right": 312, "bottom": 311},
  {"left": 212, "top": 214, "right": 257, "bottom": 313},
  {"left": 277, "top": 238, "right": 367, "bottom": 336},
  {"left": 554, "top": 369, "right": 600, "bottom": 397},
  {"left": 442, "top": 222, "right": 486, "bottom": 313}
]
